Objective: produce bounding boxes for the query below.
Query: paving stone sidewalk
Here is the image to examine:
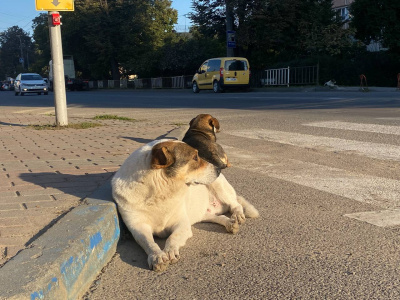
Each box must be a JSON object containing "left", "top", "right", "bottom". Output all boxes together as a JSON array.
[{"left": 0, "top": 113, "right": 176, "bottom": 266}]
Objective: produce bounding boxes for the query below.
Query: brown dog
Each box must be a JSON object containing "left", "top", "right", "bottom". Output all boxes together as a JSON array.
[{"left": 182, "top": 114, "right": 231, "bottom": 169}]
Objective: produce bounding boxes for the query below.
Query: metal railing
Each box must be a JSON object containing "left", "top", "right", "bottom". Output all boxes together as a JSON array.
[
  {"left": 86, "top": 66, "right": 318, "bottom": 90},
  {"left": 259, "top": 65, "right": 319, "bottom": 87},
  {"left": 88, "top": 76, "right": 193, "bottom": 89}
]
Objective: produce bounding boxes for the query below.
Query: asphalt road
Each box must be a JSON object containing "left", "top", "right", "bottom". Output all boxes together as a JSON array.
[{"left": 2, "top": 88, "right": 400, "bottom": 299}]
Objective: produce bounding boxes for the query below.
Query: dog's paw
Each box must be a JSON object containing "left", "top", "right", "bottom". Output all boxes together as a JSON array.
[
  {"left": 231, "top": 209, "right": 246, "bottom": 225},
  {"left": 148, "top": 252, "right": 169, "bottom": 272},
  {"left": 164, "top": 246, "right": 181, "bottom": 264},
  {"left": 225, "top": 217, "right": 240, "bottom": 234}
]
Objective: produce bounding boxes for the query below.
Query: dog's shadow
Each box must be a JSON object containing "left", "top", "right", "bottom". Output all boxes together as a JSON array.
[
  {"left": 117, "top": 222, "right": 228, "bottom": 270},
  {"left": 117, "top": 226, "right": 167, "bottom": 271}
]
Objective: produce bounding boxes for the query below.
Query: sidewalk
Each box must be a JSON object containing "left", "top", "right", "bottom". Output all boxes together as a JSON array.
[{"left": 0, "top": 112, "right": 180, "bottom": 298}]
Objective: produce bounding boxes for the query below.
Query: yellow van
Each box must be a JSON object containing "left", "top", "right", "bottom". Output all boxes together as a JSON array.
[{"left": 192, "top": 57, "right": 250, "bottom": 93}]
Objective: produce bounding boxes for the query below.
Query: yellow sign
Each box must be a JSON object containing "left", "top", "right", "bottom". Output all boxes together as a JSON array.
[{"left": 36, "top": 0, "right": 74, "bottom": 11}]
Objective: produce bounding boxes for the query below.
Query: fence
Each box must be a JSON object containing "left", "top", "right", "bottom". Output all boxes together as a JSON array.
[
  {"left": 87, "top": 66, "right": 318, "bottom": 90},
  {"left": 88, "top": 76, "right": 193, "bottom": 90},
  {"left": 256, "top": 65, "right": 319, "bottom": 87}
]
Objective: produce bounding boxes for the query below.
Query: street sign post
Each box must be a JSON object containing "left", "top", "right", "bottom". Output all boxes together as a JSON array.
[
  {"left": 48, "top": 11, "right": 68, "bottom": 126},
  {"left": 36, "top": 0, "right": 74, "bottom": 11},
  {"left": 36, "top": 0, "right": 73, "bottom": 126}
]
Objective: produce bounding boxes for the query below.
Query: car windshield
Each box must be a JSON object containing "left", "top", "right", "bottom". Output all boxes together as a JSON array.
[
  {"left": 21, "top": 74, "right": 43, "bottom": 80},
  {"left": 225, "top": 60, "right": 248, "bottom": 71}
]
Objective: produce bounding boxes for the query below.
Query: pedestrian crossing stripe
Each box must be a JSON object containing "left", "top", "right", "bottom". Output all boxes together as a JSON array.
[
  {"left": 304, "top": 121, "right": 400, "bottom": 136},
  {"left": 223, "top": 121, "right": 400, "bottom": 227},
  {"left": 224, "top": 145, "right": 400, "bottom": 210},
  {"left": 228, "top": 129, "right": 400, "bottom": 162}
]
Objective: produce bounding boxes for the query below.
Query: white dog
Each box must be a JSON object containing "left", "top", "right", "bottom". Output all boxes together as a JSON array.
[
  {"left": 324, "top": 79, "right": 338, "bottom": 89},
  {"left": 112, "top": 139, "right": 259, "bottom": 272}
]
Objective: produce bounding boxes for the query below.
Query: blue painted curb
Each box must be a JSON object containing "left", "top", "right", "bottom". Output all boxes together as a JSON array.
[
  {"left": 0, "top": 127, "right": 187, "bottom": 300},
  {"left": 0, "top": 181, "right": 120, "bottom": 300}
]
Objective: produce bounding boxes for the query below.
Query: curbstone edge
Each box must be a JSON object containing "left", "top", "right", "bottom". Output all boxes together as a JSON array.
[{"left": 0, "top": 126, "right": 186, "bottom": 299}]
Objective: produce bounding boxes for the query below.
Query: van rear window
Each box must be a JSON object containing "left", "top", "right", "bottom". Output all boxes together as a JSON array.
[{"left": 225, "top": 60, "right": 248, "bottom": 71}]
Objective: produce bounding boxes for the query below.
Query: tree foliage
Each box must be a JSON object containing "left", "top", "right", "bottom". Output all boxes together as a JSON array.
[
  {"left": 350, "top": 0, "right": 400, "bottom": 53},
  {"left": 0, "top": 26, "right": 34, "bottom": 78},
  {"left": 2, "top": 0, "right": 398, "bottom": 84},
  {"left": 30, "top": 0, "right": 178, "bottom": 79},
  {"left": 190, "top": 0, "right": 354, "bottom": 69}
]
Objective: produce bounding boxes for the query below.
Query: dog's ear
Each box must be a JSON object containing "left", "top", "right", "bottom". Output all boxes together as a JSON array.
[
  {"left": 189, "top": 116, "right": 196, "bottom": 127},
  {"left": 151, "top": 146, "right": 174, "bottom": 169},
  {"left": 209, "top": 117, "right": 220, "bottom": 132}
]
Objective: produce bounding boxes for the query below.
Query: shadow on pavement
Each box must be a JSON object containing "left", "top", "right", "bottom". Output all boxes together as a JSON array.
[
  {"left": 0, "top": 121, "right": 29, "bottom": 127},
  {"left": 18, "top": 171, "right": 115, "bottom": 200}
]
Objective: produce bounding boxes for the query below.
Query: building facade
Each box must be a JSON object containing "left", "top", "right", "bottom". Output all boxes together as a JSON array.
[
  {"left": 332, "top": 0, "right": 384, "bottom": 51},
  {"left": 332, "top": 0, "right": 354, "bottom": 27}
]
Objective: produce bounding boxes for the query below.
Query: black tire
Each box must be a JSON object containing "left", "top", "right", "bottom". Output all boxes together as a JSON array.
[
  {"left": 192, "top": 81, "right": 200, "bottom": 93},
  {"left": 37, "top": 92, "right": 41, "bottom": 95},
  {"left": 20, "top": 92, "right": 24, "bottom": 96},
  {"left": 44, "top": 92, "right": 48, "bottom": 95},
  {"left": 213, "top": 80, "right": 222, "bottom": 93}
]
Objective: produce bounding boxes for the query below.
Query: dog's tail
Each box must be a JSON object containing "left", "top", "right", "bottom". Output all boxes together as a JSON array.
[{"left": 237, "top": 196, "right": 260, "bottom": 218}]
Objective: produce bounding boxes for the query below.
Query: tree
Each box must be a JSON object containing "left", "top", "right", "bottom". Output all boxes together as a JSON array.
[
  {"left": 0, "top": 26, "right": 34, "bottom": 79},
  {"left": 350, "top": 0, "right": 400, "bottom": 53},
  {"left": 30, "top": 14, "right": 51, "bottom": 76},
  {"left": 190, "top": 0, "right": 354, "bottom": 69},
  {"left": 56, "top": 0, "right": 177, "bottom": 79}
]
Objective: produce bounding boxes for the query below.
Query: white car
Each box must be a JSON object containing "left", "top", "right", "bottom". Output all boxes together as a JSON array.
[{"left": 14, "top": 73, "right": 48, "bottom": 96}]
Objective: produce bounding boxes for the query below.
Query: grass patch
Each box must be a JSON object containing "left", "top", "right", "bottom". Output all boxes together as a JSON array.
[
  {"left": 30, "top": 122, "right": 102, "bottom": 130},
  {"left": 93, "top": 114, "right": 136, "bottom": 122}
]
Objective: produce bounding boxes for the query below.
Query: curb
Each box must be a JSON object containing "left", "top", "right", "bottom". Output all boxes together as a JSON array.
[
  {"left": 0, "top": 182, "right": 119, "bottom": 300},
  {"left": 0, "top": 126, "right": 187, "bottom": 300}
]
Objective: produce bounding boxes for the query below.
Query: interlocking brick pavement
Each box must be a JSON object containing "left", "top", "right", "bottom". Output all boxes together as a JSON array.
[{"left": 0, "top": 113, "right": 176, "bottom": 266}]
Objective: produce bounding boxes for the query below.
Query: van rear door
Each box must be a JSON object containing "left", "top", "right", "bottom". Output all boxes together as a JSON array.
[{"left": 224, "top": 59, "right": 249, "bottom": 85}]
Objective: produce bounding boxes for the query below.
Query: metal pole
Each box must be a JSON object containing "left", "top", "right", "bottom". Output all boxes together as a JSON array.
[
  {"left": 226, "top": 0, "right": 234, "bottom": 57},
  {"left": 17, "top": 35, "right": 24, "bottom": 69},
  {"left": 48, "top": 11, "right": 68, "bottom": 126}
]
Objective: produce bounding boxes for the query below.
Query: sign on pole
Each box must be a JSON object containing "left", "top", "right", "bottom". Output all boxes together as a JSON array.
[
  {"left": 36, "top": 0, "right": 74, "bottom": 11},
  {"left": 227, "top": 30, "right": 236, "bottom": 49}
]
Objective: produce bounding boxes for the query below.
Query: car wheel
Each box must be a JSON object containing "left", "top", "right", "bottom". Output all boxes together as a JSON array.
[
  {"left": 15, "top": 91, "right": 18, "bottom": 96},
  {"left": 44, "top": 92, "right": 48, "bottom": 95},
  {"left": 192, "top": 81, "right": 200, "bottom": 93},
  {"left": 213, "top": 80, "right": 222, "bottom": 93},
  {"left": 37, "top": 92, "right": 41, "bottom": 95}
]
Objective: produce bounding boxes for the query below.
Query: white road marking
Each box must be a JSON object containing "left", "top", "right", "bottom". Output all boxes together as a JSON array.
[
  {"left": 224, "top": 144, "right": 400, "bottom": 226},
  {"left": 14, "top": 108, "right": 50, "bottom": 114},
  {"left": 14, "top": 105, "right": 83, "bottom": 115},
  {"left": 228, "top": 129, "right": 400, "bottom": 161},
  {"left": 39, "top": 110, "right": 55, "bottom": 115},
  {"left": 376, "top": 117, "right": 400, "bottom": 121},
  {"left": 304, "top": 121, "right": 400, "bottom": 135},
  {"left": 345, "top": 210, "right": 400, "bottom": 227}
]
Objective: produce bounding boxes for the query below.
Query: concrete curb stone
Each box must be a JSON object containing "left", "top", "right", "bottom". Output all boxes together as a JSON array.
[{"left": 0, "top": 126, "right": 188, "bottom": 300}]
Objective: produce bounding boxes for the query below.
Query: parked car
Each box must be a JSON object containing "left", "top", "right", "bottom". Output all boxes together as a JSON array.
[
  {"left": 192, "top": 57, "right": 251, "bottom": 93},
  {"left": 14, "top": 73, "right": 48, "bottom": 96}
]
